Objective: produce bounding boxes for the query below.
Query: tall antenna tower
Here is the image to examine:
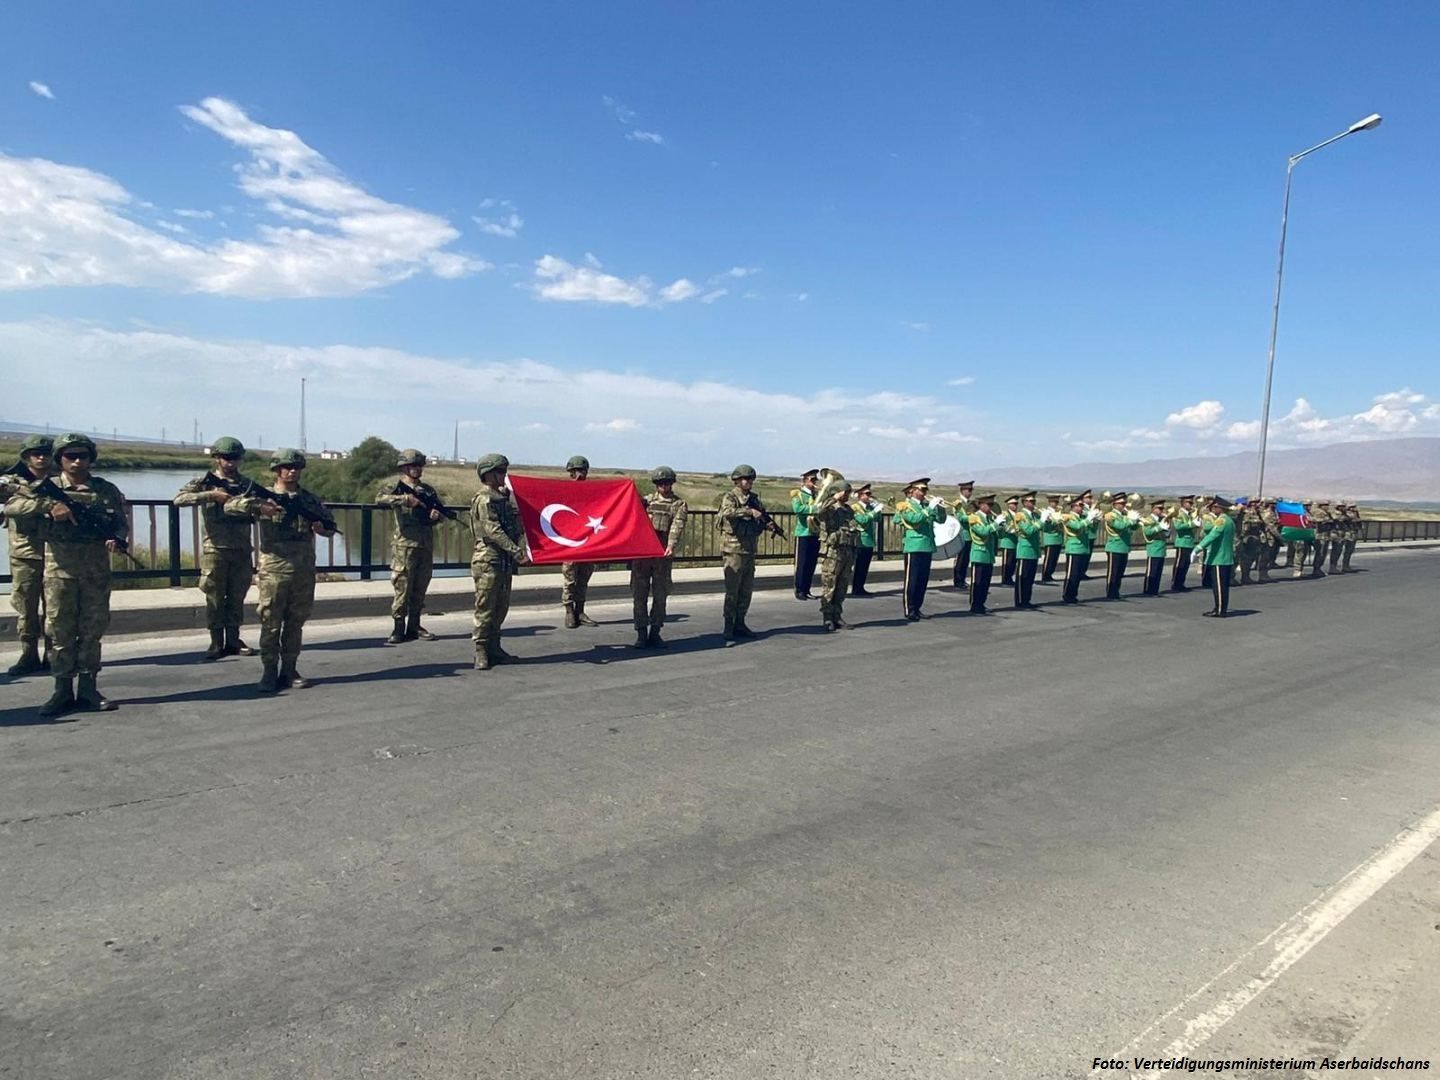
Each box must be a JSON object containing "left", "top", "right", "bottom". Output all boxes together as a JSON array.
[{"left": 299, "top": 377, "right": 307, "bottom": 452}]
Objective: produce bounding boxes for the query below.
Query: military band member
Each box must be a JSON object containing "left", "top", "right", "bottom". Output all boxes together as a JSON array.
[
  {"left": 1141, "top": 498, "right": 1169, "bottom": 596},
  {"left": 1169, "top": 495, "right": 1198, "bottom": 591},
  {"left": 224, "top": 449, "right": 337, "bottom": 693},
  {"left": 998, "top": 494, "right": 1019, "bottom": 586},
  {"left": 966, "top": 493, "right": 999, "bottom": 614},
  {"left": 810, "top": 476, "right": 862, "bottom": 631},
  {"left": 5, "top": 434, "right": 127, "bottom": 717},
  {"left": 1199, "top": 496, "right": 1217, "bottom": 589},
  {"left": 561, "top": 455, "right": 597, "bottom": 627},
  {"left": 2, "top": 435, "right": 54, "bottom": 677},
  {"left": 951, "top": 479, "right": 975, "bottom": 590},
  {"left": 1012, "top": 491, "right": 1042, "bottom": 609},
  {"left": 631, "top": 465, "right": 688, "bottom": 648},
  {"left": 791, "top": 468, "right": 820, "bottom": 600},
  {"left": 1060, "top": 495, "right": 1097, "bottom": 604},
  {"left": 1198, "top": 495, "right": 1236, "bottom": 617},
  {"left": 894, "top": 478, "right": 946, "bottom": 621},
  {"left": 374, "top": 448, "right": 445, "bottom": 645},
  {"left": 1101, "top": 492, "right": 1138, "bottom": 600},
  {"left": 850, "top": 482, "right": 881, "bottom": 597},
  {"left": 718, "top": 464, "right": 769, "bottom": 642},
  {"left": 1039, "top": 492, "right": 1065, "bottom": 582},
  {"left": 174, "top": 437, "right": 258, "bottom": 661},
  {"left": 469, "top": 454, "right": 528, "bottom": 670}
]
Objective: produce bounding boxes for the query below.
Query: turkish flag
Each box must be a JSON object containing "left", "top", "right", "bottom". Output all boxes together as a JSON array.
[{"left": 508, "top": 475, "right": 666, "bottom": 565}]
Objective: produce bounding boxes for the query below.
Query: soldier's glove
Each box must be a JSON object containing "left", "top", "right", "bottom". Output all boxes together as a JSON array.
[{"left": 1126, "top": 509, "right": 1141, "bottom": 524}]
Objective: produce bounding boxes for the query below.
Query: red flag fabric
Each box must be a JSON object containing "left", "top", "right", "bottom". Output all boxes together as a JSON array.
[{"left": 507, "top": 475, "right": 665, "bottom": 565}]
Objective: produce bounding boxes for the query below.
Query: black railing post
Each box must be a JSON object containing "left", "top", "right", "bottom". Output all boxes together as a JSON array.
[
  {"left": 360, "top": 506, "right": 374, "bottom": 581},
  {"left": 167, "top": 504, "right": 183, "bottom": 587}
]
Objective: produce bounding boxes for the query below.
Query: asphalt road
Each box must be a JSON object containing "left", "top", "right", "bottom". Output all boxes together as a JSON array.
[{"left": 3, "top": 550, "right": 1439, "bottom": 1079}]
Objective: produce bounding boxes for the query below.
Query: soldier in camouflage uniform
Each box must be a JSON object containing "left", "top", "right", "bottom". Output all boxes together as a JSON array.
[
  {"left": 560, "top": 455, "right": 597, "bottom": 628},
  {"left": 1311, "top": 500, "right": 1335, "bottom": 577},
  {"left": 631, "top": 465, "right": 688, "bottom": 649},
  {"left": 809, "top": 473, "right": 862, "bottom": 631},
  {"left": 2, "top": 435, "right": 54, "bottom": 677},
  {"left": 470, "top": 453, "right": 528, "bottom": 670},
  {"left": 718, "top": 464, "right": 770, "bottom": 643},
  {"left": 375, "top": 448, "right": 444, "bottom": 645},
  {"left": 173, "top": 436, "right": 257, "bottom": 661},
  {"left": 4, "top": 434, "right": 127, "bottom": 717},
  {"left": 1259, "top": 497, "right": 1281, "bottom": 575},
  {"left": 224, "top": 449, "right": 337, "bottom": 693},
  {"left": 1340, "top": 504, "right": 1362, "bottom": 572},
  {"left": 1237, "top": 499, "right": 1264, "bottom": 584}
]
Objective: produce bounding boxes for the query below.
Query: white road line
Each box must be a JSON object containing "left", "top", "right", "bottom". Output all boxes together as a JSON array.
[{"left": 1095, "top": 805, "right": 1440, "bottom": 1079}]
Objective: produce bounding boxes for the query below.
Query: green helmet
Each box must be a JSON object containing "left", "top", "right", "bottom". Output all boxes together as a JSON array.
[
  {"left": 650, "top": 465, "right": 677, "bottom": 484},
  {"left": 566, "top": 455, "right": 591, "bottom": 472},
  {"left": 475, "top": 452, "right": 509, "bottom": 478},
  {"left": 730, "top": 463, "right": 757, "bottom": 481},
  {"left": 397, "top": 448, "right": 427, "bottom": 467},
  {"left": 269, "top": 447, "right": 307, "bottom": 470},
  {"left": 53, "top": 433, "right": 97, "bottom": 460},
  {"left": 18, "top": 435, "right": 53, "bottom": 456},
  {"left": 211, "top": 436, "right": 245, "bottom": 457}
]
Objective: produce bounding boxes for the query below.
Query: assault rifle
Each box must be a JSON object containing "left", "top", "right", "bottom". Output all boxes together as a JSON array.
[
  {"left": 241, "top": 479, "right": 341, "bottom": 534},
  {"left": 390, "top": 480, "right": 458, "bottom": 522},
  {"left": 199, "top": 472, "right": 254, "bottom": 498},
  {"left": 743, "top": 493, "right": 787, "bottom": 540},
  {"left": 36, "top": 477, "right": 145, "bottom": 568}
]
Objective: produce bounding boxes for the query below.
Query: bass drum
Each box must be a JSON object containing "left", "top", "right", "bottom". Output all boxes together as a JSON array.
[{"left": 933, "top": 508, "right": 965, "bottom": 560}]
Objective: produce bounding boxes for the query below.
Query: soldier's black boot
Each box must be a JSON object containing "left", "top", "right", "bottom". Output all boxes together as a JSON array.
[
  {"left": 735, "top": 622, "right": 757, "bottom": 638},
  {"left": 647, "top": 627, "right": 666, "bottom": 648},
  {"left": 258, "top": 662, "right": 279, "bottom": 694},
  {"left": 76, "top": 673, "right": 115, "bottom": 712},
  {"left": 405, "top": 613, "right": 435, "bottom": 641},
  {"left": 204, "top": 630, "right": 226, "bottom": 661},
  {"left": 564, "top": 604, "right": 580, "bottom": 629},
  {"left": 229, "top": 631, "right": 255, "bottom": 657},
  {"left": 7, "top": 642, "right": 44, "bottom": 677},
  {"left": 488, "top": 635, "right": 513, "bottom": 664},
  {"left": 40, "top": 635, "right": 54, "bottom": 672},
  {"left": 386, "top": 617, "right": 406, "bottom": 645},
  {"left": 474, "top": 649, "right": 492, "bottom": 671},
  {"left": 723, "top": 620, "right": 736, "bottom": 645},
  {"left": 39, "top": 676, "right": 76, "bottom": 719},
  {"left": 280, "top": 661, "right": 309, "bottom": 690},
  {"left": 633, "top": 628, "right": 650, "bottom": 649},
  {"left": 575, "top": 604, "right": 598, "bottom": 627}
]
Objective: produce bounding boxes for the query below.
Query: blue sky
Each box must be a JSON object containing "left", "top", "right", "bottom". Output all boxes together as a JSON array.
[{"left": 2, "top": 2, "right": 1436, "bottom": 476}]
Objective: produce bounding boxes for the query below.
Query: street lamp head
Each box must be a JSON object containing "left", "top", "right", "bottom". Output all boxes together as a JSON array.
[{"left": 1348, "top": 113, "right": 1383, "bottom": 133}]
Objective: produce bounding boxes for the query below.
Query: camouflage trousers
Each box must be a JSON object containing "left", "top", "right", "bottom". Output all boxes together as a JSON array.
[
  {"left": 390, "top": 544, "right": 434, "bottom": 619},
  {"left": 1238, "top": 539, "right": 1262, "bottom": 580},
  {"left": 1341, "top": 539, "right": 1357, "bottom": 570},
  {"left": 10, "top": 556, "right": 44, "bottom": 644},
  {"left": 256, "top": 571, "right": 315, "bottom": 666},
  {"left": 199, "top": 548, "right": 254, "bottom": 633},
  {"left": 630, "top": 557, "right": 673, "bottom": 632},
  {"left": 44, "top": 570, "right": 111, "bottom": 677},
  {"left": 561, "top": 561, "right": 593, "bottom": 609},
  {"left": 1312, "top": 540, "right": 1330, "bottom": 570},
  {"left": 723, "top": 551, "right": 755, "bottom": 628},
  {"left": 472, "top": 563, "right": 513, "bottom": 652},
  {"left": 818, "top": 547, "right": 856, "bottom": 624}
]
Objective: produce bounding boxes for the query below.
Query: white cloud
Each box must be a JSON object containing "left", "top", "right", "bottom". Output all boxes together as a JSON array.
[
  {"left": 1127, "top": 427, "right": 1170, "bottom": 442},
  {"left": 473, "top": 198, "right": 523, "bottom": 238},
  {"left": 794, "top": 292, "right": 809, "bottom": 302},
  {"left": 947, "top": 376, "right": 975, "bottom": 387},
  {"left": 659, "top": 278, "right": 699, "bottom": 303},
  {"left": 29, "top": 81, "right": 55, "bottom": 100},
  {"left": 906, "top": 322, "right": 930, "bottom": 332},
  {"left": 584, "top": 418, "right": 642, "bottom": 434},
  {"left": 1354, "top": 402, "right": 1418, "bottom": 433},
  {"left": 0, "top": 96, "right": 485, "bottom": 298},
  {"left": 699, "top": 288, "right": 728, "bottom": 304},
  {"left": 603, "top": 96, "right": 665, "bottom": 146},
  {"left": 173, "top": 208, "right": 215, "bottom": 220},
  {"left": 532, "top": 256, "right": 709, "bottom": 308},
  {"left": 626, "top": 130, "right": 665, "bottom": 145},
  {"left": 1165, "top": 399, "right": 1225, "bottom": 430},
  {"left": 721, "top": 266, "right": 758, "bottom": 279},
  {"left": 522, "top": 422, "right": 551, "bottom": 432},
  {"left": 1224, "top": 420, "right": 1260, "bottom": 441}
]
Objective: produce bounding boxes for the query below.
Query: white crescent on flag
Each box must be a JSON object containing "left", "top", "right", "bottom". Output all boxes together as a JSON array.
[{"left": 539, "top": 503, "right": 588, "bottom": 548}]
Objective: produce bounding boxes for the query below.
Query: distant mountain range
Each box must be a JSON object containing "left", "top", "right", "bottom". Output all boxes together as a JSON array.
[{"left": 973, "top": 437, "right": 1440, "bottom": 503}]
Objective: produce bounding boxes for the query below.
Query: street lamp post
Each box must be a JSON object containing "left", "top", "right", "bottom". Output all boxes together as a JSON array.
[{"left": 1254, "top": 113, "right": 1382, "bottom": 500}]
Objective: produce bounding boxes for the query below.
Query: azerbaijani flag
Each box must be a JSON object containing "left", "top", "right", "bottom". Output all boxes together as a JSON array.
[{"left": 1275, "top": 500, "right": 1315, "bottom": 542}]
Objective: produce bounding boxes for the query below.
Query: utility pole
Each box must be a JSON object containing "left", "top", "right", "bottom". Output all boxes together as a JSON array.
[
  {"left": 300, "top": 377, "right": 308, "bottom": 452},
  {"left": 193, "top": 418, "right": 198, "bottom": 446},
  {"left": 161, "top": 426, "right": 167, "bottom": 444},
  {"left": 453, "top": 420, "right": 459, "bottom": 461}
]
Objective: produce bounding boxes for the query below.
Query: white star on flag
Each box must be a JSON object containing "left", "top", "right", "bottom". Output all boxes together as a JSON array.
[{"left": 586, "top": 516, "right": 606, "bottom": 533}]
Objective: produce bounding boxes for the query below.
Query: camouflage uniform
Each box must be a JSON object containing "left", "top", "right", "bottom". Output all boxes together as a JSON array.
[
  {"left": 718, "top": 467, "right": 766, "bottom": 640},
  {"left": 374, "top": 456, "right": 442, "bottom": 641},
  {"left": 1340, "top": 506, "right": 1361, "bottom": 571},
  {"left": 630, "top": 474, "right": 687, "bottom": 646},
  {"left": 2, "top": 441, "right": 52, "bottom": 674},
  {"left": 560, "top": 455, "right": 596, "bottom": 628},
  {"left": 1311, "top": 502, "right": 1334, "bottom": 576},
  {"left": 174, "top": 470, "right": 257, "bottom": 655},
  {"left": 1259, "top": 500, "right": 1281, "bottom": 575},
  {"left": 225, "top": 465, "right": 332, "bottom": 690},
  {"left": 1237, "top": 503, "right": 1264, "bottom": 584},
  {"left": 469, "top": 469, "right": 526, "bottom": 667},
  {"left": 810, "top": 485, "right": 862, "bottom": 629}
]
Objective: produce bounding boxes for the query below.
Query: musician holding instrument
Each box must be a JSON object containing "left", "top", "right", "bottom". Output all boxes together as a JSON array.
[
  {"left": 1101, "top": 492, "right": 1140, "bottom": 600},
  {"left": 850, "top": 482, "right": 883, "bottom": 597},
  {"left": 791, "top": 468, "right": 821, "bottom": 601},
  {"left": 1060, "top": 494, "right": 1099, "bottom": 605},
  {"left": 1012, "top": 491, "right": 1043, "bottom": 610},
  {"left": 998, "top": 494, "right": 1019, "bottom": 587},
  {"left": 894, "top": 477, "right": 946, "bottom": 621},
  {"left": 965, "top": 493, "right": 1000, "bottom": 614},
  {"left": 1168, "top": 495, "right": 1199, "bottom": 592},
  {"left": 1039, "top": 492, "right": 1065, "bottom": 583},
  {"left": 375, "top": 448, "right": 448, "bottom": 645},
  {"left": 174, "top": 436, "right": 259, "bottom": 661},
  {"left": 1140, "top": 497, "right": 1170, "bottom": 596},
  {"left": 950, "top": 480, "right": 975, "bottom": 590},
  {"left": 809, "top": 470, "right": 862, "bottom": 631}
]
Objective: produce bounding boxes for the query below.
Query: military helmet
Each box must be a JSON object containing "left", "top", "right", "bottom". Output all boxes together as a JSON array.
[
  {"left": 53, "top": 433, "right": 97, "bottom": 460},
  {"left": 650, "top": 465, "right": 677, "bottom": 484},
  {"left": 269, "top": 447, "right": 307, "bottom": 470},
  {"left": 730, "top": 463, "right": 757, "bottom": 481},
  {"left": 566, "top": 455, "right": 591, "bottom": 472},
  {"left": 18, "top": 434, "right": 53, "bottom": 456},
  {"left": 475, "top": 452, "right": 509, "bottom": 477},
  {"left": 397, "top": 448, "right": 427, "bottom": 467},
  {"left": 211, "top": 436, "right": 245, "bottom": 457}
]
